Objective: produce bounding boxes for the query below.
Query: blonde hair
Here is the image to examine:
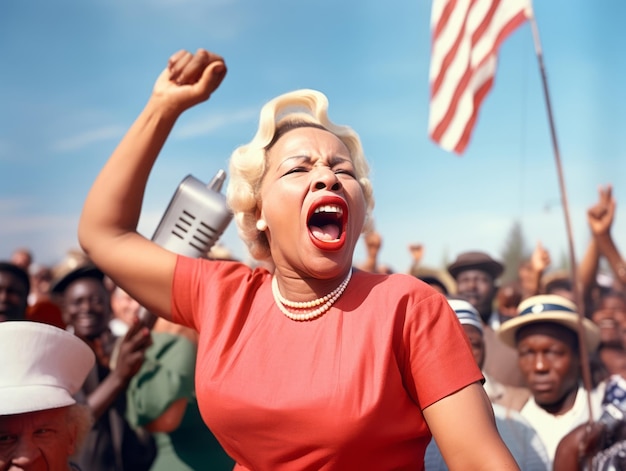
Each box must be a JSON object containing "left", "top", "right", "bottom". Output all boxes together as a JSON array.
[{"left": 227, "top": 89, "right": 374, "bottom": 262}]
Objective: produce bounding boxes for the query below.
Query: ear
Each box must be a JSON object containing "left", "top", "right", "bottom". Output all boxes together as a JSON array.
[{"left": 66, "top": 421, "right": 78, "bottom": 457}]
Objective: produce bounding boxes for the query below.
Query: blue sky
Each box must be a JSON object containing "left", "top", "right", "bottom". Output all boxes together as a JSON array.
[{"left": 1, "top": 0, "right": 625, "bottom": 275}]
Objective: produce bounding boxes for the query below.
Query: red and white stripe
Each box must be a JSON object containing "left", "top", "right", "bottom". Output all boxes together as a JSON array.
[{"left": 428, "top": 0, "right": 532, "bottom": 154}]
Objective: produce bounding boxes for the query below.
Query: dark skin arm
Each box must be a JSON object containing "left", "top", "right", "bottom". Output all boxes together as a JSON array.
[
  {"left": 87, "top": 320, "right": 152, "bottom": 420},
  {"left": 588, "top": 184, "right": 626, "bottom": 287},
  {"left": 554, "top": 419, "right": 626, "bottom": 470},
  {"left": 553, "top": 422, "right": 603, "bottom": 471}
]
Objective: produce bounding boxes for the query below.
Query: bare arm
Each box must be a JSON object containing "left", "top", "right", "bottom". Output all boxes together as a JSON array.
[
  {"left": 519, "top": 241, "right": 551, "bottom": 299},
  {"left": 423, "top": 383, "right": 520, "bottom": 471},
  {"left": 78, "top": 49, "right": 227, "bottom": 320},
  {"left": 588, "top": 185, "right": 626, "bottom": 287},
  {"left": 553, "top": 422, "right": 603, "bottom": 471},
  {"left": 144, "top": 398, "right": 188, "bottom": 433},
  {"left": 88, "top": 321, "right": 152, "bottom": 419},
  {"left": 578, "top": 238, "right": 600, "bottom": 311}
]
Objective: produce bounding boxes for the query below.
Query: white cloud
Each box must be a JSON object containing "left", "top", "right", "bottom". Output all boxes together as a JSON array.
[
  {"left": 173, "top": 108, "right": 258, "bottom": 139},
  {"left": 51, "top": 125, "right": 126, "bottom": 153}
]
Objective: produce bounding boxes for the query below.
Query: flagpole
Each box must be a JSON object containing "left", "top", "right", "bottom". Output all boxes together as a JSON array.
[{"left": 527, "top": 8, "right": 595, "bottom": 422}]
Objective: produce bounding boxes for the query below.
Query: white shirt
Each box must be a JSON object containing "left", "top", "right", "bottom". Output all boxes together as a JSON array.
[{"left": 520, "top": 384, "right": 605, "bottom": 465}]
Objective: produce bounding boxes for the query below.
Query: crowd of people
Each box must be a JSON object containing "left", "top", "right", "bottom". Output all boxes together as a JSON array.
[{"left": 1, "top": 47, "right": 626, "bottom": 470}]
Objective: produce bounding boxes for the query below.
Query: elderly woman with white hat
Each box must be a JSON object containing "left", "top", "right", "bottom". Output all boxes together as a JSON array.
[{"left": 0, "top": 321, "right": 95, "bottom": 470}]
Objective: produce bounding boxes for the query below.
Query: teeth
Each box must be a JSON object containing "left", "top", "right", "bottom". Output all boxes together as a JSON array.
[{"left": 314, "top": 205, "right": 343, "bottom": 215}]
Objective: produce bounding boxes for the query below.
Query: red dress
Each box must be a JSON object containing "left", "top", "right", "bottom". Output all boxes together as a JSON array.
[{"left": 172, "top": 257, "right": 482, "bottom": 470}]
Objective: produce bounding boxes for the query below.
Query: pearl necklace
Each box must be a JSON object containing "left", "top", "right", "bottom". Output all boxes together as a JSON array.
[{"left": 271, "top": 270, "right": 352, "bottom": 321}]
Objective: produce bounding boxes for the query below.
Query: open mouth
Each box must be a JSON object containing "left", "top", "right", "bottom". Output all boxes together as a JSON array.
[{"left": 307, "top": 197, "right": 348, "bottom": 251}]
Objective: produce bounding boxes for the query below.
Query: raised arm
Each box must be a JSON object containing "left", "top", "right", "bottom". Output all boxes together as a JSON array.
[
  {"left": 423, "top": 383, "right": 520, "bottom": 470},
  {"left": 78, "top": 49, "right": 227, "bottom": 320},
  {"left": 588, "top": 184, "right": 626, "bottom": 287}
]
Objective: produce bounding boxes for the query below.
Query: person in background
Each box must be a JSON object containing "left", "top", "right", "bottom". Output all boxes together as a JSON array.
[
  {"left": 408, "top": 243, "right": 455, "bottom": 295},
  {"left": 0, "top": 261, "right": 30, "bottom": 322},
  {"left": 587, "top": 184, "right": 626, "bottom": 291},
  {"left": 517, "top": 242, "right": 552, "bottom": 301},
  {"left": 424, "top": 298, "right": 549, "bottom": 470},
  {"left": 590, "top": 289, "right": 626, "bottom": 347},
  {"left": 26, "top": 263, "right": 66, "bottom": 328},
  {"left": 77, "top": 47, "right": 519, "bottom": 470},
  {"left": 126, "top": 316, "right": 235, "bottom": 470},
  {"left": 498, "top": 294, "right": 604, "bottom": 465},
  {"left": 539, "top": 269, "right": 575, "bottom": 302},
  {"left": 0, "top": 321, "right": 95, "bottom": 470},
  {"left": 52, "top": 264, "right": 156, "bottom": 471},
  {"left": 356, "top": 229, "right": 394, "bottom": 274},
  {"left": 447, "top": 251, "right": 526, "bottom": 387},
  {"left": 553, "top": 374, "right": 626, "bottom": 470},
  {"left": 496, "top": 280, "right": 523, "bottom": 319},
  {"left": 109, "top": 284, "right": 141, "bottom": 336},
  {"left": 10, "top": 247, "right": 32, "bottom": 272}
]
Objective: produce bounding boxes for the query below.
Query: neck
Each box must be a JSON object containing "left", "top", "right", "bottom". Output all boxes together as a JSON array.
[
  {"left": 273, "top": 269, "right": 352, "bottom": 301},
  {"left": 539, "top": 384, "right": 579, "bottom": 416}
]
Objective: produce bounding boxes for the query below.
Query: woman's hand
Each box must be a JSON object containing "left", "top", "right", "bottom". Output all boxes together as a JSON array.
[{"left": 152, "top": 48, "right": 227, "bottom": 116}]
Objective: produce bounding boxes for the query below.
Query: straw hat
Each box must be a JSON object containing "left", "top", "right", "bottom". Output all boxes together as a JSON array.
[
  {"left": 0, "top": 321, "right": 95, "bottom": 415},
  {"left": 497, "top": 294, "right": 600, "bottom": 352}
]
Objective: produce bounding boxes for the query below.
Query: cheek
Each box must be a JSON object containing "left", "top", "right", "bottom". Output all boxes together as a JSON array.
[{"left": 556, "top": 359, "right": 579, "bottom": 383}]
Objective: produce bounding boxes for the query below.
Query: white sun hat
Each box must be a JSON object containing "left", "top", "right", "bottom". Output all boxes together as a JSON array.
[{"left": 0, "top": 321, "right": 95, "bottom": 415}]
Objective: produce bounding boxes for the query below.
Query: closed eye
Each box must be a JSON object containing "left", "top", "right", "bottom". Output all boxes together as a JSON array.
[
  {"left": 335, "top": 169, "right": 356, "bottom": 178},
  {"left": 283, "top": 167, "right": 308, "bottom": 177}
]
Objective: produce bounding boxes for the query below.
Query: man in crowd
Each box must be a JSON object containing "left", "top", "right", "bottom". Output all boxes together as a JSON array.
[
  {"left": 424, "top": 298, "right": 549, "bottom": 470},
  {"left": 0, "top": 261, "right": 29, "bottom": 322},
  {"left": 498, "top": 294, "right": 603, "bottom": 465},
  {"left": 447, "top": 251, "right": 525, "bottom": 386},
  {"left": 0, "top": 321, "right": 95, "bottom": 470}
]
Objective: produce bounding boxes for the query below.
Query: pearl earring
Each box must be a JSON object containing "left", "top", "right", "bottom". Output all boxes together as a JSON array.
[{"left": 256, "top": 219, "right": 267, "bottom": 231}]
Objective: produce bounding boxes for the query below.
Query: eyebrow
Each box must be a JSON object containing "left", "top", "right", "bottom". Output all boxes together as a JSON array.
[{"left": 280, "top": 154, "right": 352, "bottom": 167}]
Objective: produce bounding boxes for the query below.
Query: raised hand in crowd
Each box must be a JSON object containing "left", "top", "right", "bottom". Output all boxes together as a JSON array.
[{"left": 587, "top": 184, "right": 626, "bottom": 288}]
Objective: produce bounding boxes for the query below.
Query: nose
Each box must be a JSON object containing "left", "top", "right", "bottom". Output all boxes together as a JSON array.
[
  {"left": 533, "top": 353, "right": 548, "bottom": 372},
  {"left": 311, "top": 168, "right": 341, "bottom": 192}
]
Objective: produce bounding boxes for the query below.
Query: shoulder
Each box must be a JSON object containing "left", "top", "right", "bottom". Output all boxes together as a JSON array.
[
  {"left": 173, "top": 256, "right": 271, "bottom": 296},
  {"left": 353, "top": 269, "right": 446, "bottom": 304},
  {"left": 354, "top": 271, "right": 457, "bottom": 330}
]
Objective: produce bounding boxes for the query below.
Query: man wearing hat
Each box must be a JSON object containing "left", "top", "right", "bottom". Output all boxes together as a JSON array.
[
  {"left": 424, "top": 298, "right": 550, "bottom": 471},
  {"left": 51, "top": 263, "right": 156, "bottom": 471},
  {"left": 498, "top": 294, "right": 604, "bottom": 465},
  {"left": 448, "top": 251, "right": 526, "bottom": 387},
  {"left": 0, "top": 261, "right": 30, "bottom": 322},
  {"left": 0, "top": 321, "right": 95, "bottom": 470}
]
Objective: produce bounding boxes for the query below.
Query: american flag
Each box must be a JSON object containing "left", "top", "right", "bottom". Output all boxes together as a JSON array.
[{"left": 428, "top": 0, "right": 532, "bottom": 154}]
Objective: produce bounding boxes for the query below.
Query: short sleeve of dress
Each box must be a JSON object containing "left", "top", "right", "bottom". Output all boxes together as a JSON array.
[
  {"left": 170, "top": 255, "right": 269, "bottom": 333},
  {"left": 399, "top": 283, "right": 483, "bottom": 409}
]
